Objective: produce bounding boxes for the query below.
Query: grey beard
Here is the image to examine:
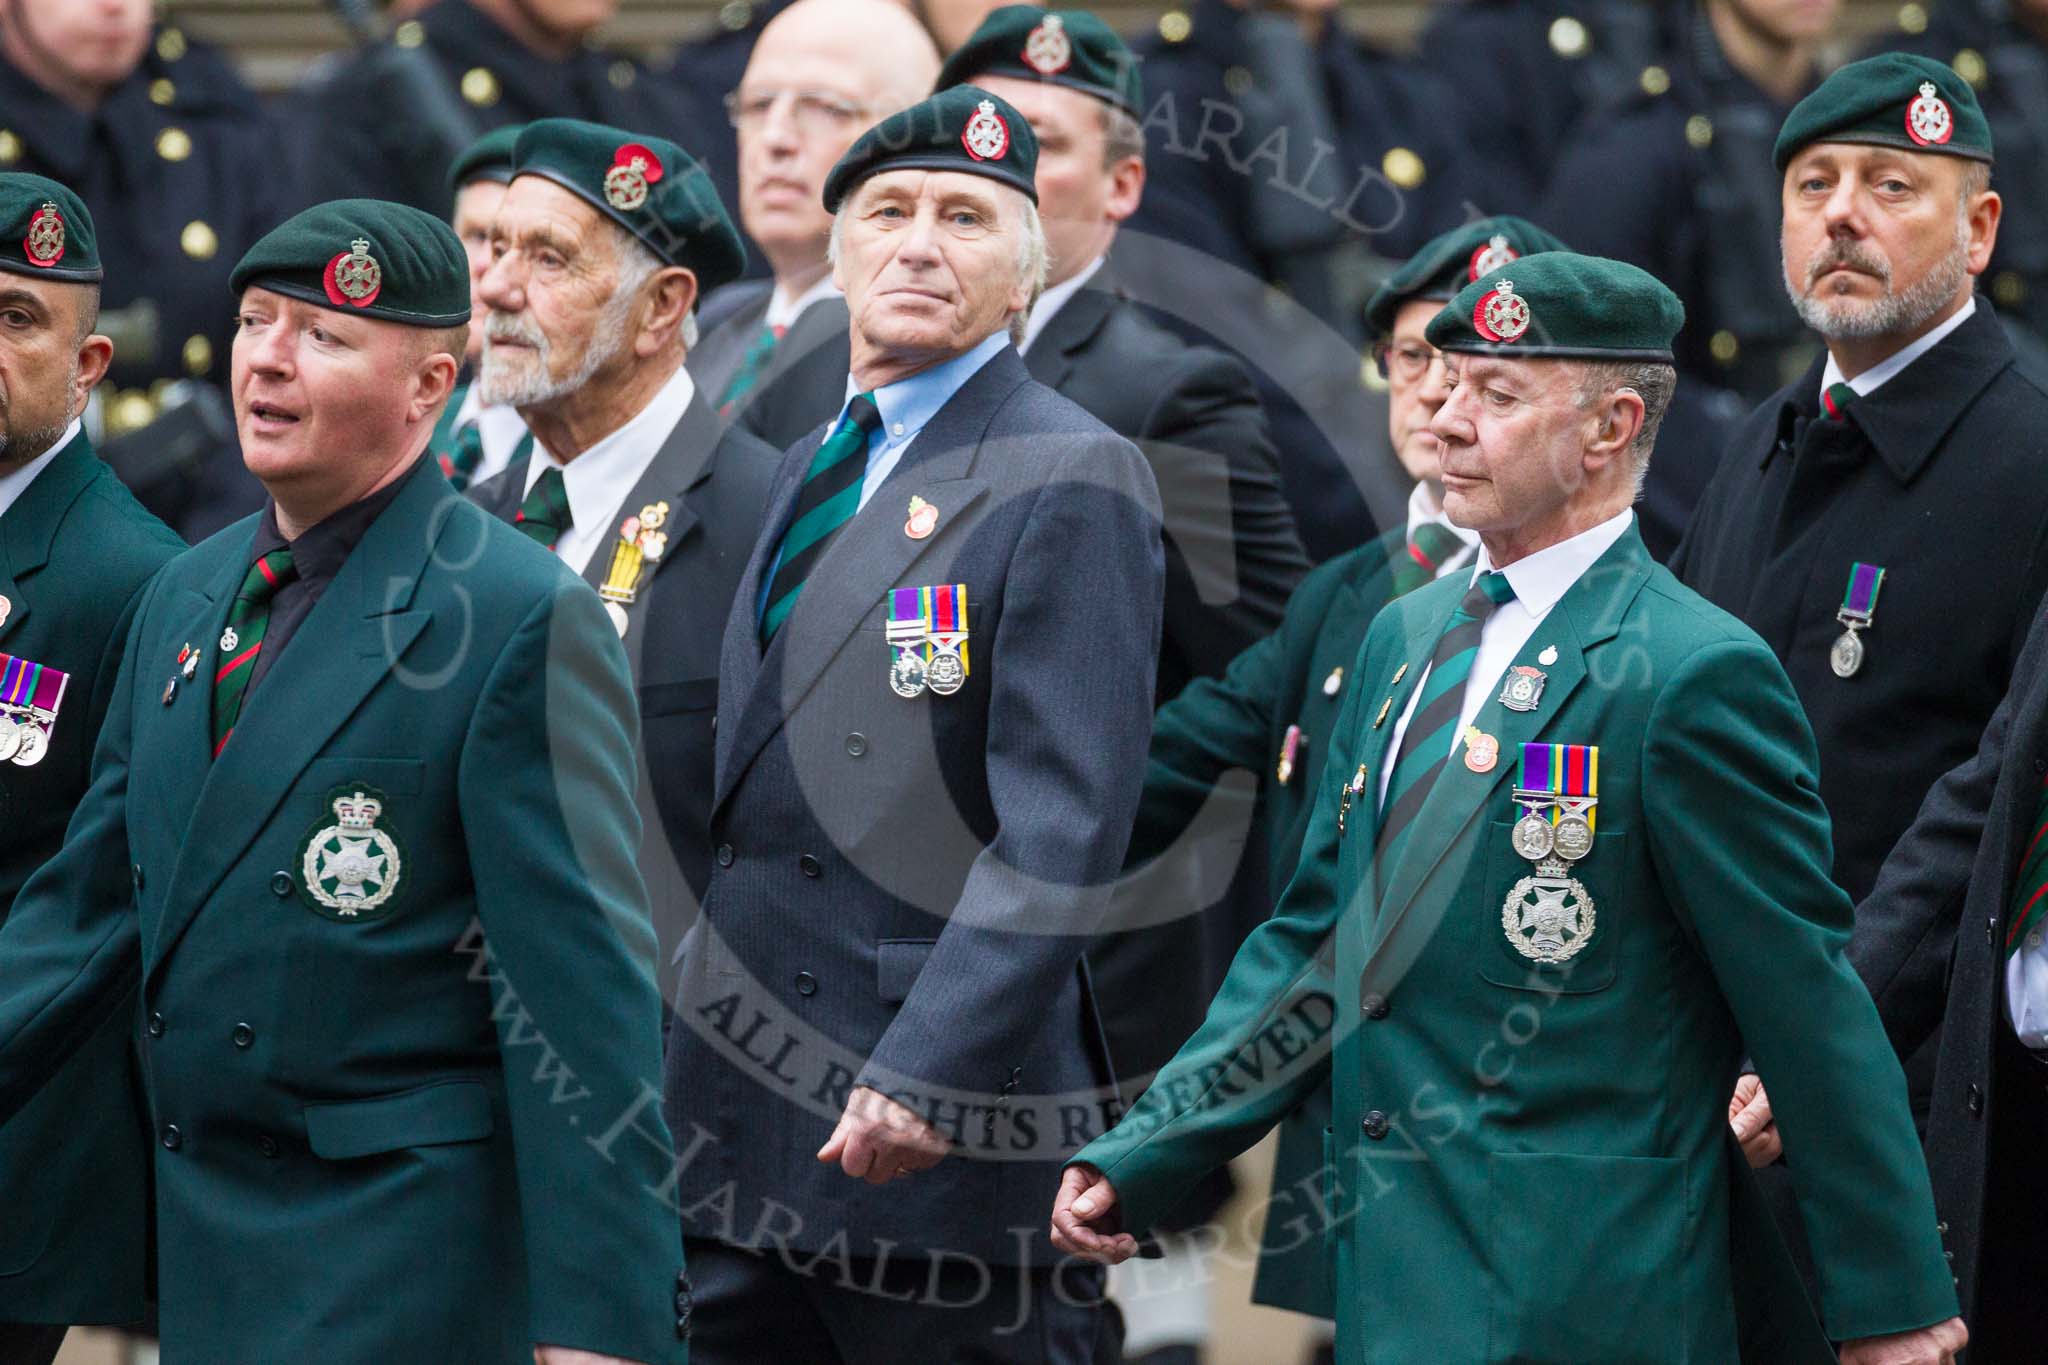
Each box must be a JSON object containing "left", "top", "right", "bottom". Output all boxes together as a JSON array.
[
  {"left": 0, "top": 418, "right": 66, "bottom": 470},
  {"left": 1787, "top": 233, "right": 1972, "bottom": 342},
  {"left": 478, "top": 288, "right": 638, "bottom": 408}
]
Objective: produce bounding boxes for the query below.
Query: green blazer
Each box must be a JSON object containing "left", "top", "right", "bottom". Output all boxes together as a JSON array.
[
  {"left": 1129, "top": 527, "right": 1404, "bottom": 1317},
  {"left": 1081, "top": 527, "right": 1956, "bottom": 1363},
  {"left": 0, "top": 463, "right": 688, "bottom": 1363},
  {"left": 0, "top": 433, "right": 180, "bottom": 1325}
]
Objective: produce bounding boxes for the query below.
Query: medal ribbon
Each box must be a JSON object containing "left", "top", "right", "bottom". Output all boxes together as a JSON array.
[
  {"left": 601, "top": 533, "right": 646, "bottom": 604},
  {"left": 887, "top": 587, "right": 931, "bottom": 658},
  {"left": 929, "top": 583, "right": 970, "bottom": 674},
  {"left": 1839, "top": 562, "right": 1885, "bottom": 623},
  {"left": 1518, "top": 742, "right": 1598, "bottom": 833},
  {"left": 0, "top": 651, "right": 66, "bottom": 715}
]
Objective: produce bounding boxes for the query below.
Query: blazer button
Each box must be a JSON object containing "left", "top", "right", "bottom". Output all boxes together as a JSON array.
[
  {"left": 794, "top": 972, "right": 818, "bottom": 997},
  {"left": 799, "top": 854, "right": 821, "bottom": 878},
  {"left": 1937, "top": 1220, "right": 1950, "bottom": 1236},
  {"left": 160, "top": 1123, "right": 183, "bottom": 1151},
  {"left": 1361, "top": 1110, "right": 1389, "bottom": 1140},
  {"left": 232, "top": 1023, "right": 255, "bottom": 1049},
  {"left": 147, "top": 1012, "right": 166, "bottom": 1038},
  {"left": 1361, "top": 994, "right": 1390, "bottom": 1020},
  {"left": 845, "top": 733, "right": 867, "bottom": 757},
  {"left": 258, "top": 1134, "right": 281, "bottom": 1159},
  {"left": 271, "top": 871, "right": 294, "bottom": 897},
  {"left": 1968, "top": 1084, "right": 1984, "bottom": 1116},
  {"left": 716, "top": 843, "right": 734, "bottom": 868}
]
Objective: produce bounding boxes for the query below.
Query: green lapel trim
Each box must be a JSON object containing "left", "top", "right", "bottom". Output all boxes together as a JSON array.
[{"left": 0, "top": 433, "right": 101, "bottom": 645}]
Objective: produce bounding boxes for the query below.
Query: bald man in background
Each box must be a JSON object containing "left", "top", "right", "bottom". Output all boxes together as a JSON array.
[{"left": 688, "top": 0, "right": 938, "bottom": 452}]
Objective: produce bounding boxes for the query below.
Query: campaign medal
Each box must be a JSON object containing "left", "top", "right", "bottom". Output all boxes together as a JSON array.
[
  {"left": 298, "top": 786, "right": 404, "bottom": 920},
  {"left": 1337, "top": 762, "right": 1368, "bottom": 837},
  {"left": 0, "top": 651, "right": 67, "bottom": 767},
  {"left": 886, "top": 587, "right": 931, "bottom": 698},
  {"left": 1906, "top": 81, "right": 1954, "bottom": 147},
  {"left": 1022, "top": 13, "right": 1072, "bottom": 74},
  {"left": 605, "top": 142, "right": 665, "bottom": 212},
  {"left": 1498, "top": 664, "right": 1547, "bottom": 713},
  {"left": 323, "top": 238, "right": 382, "bottom": 309},
  {"left": 1830, "top": 561, "right": 1885, "bottom": 678},
  {"left": 22, "top": 200, "right": 64, "bottom": 268},
  {"left": 1474, "top": 278, "right": 1532, "bottom": 344},
  {"left": 1463, "top": 724, "right": 1499, "bottom": 773},
  {"left": 924, "top": 584, "right": 970, "bottom": 695},
  {"left": 1503, "top": 742, "right": 1599, "bottom": 964},
  {"left": 599, "top": 501, "right": 670, "bottom": 637},
  {"left": 905, "top": 495, "right": 938, "bottom": 540},
  {"left": 1276, "top": 724, "right": 1305, "bottom": 786},
  {"left": 1467, "top": 233, "right": 1518, "bottom": 282},
  {"left": 1322, "top": 666, "right": 1344, "bottom": 697},
  {"left": 962, "top": 99, "right": 1011, "bottom": 162}
]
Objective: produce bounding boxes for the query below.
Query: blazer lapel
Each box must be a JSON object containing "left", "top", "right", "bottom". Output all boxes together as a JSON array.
[
  {"left": 0, "top": 435, "right": 101, "bottom": 647},
  {"left": 148, "top": 471, "right": 448, "bottom": 979},
  {"left": 1022, "top": 283, "right": 1116, "bottom": 393},
  {"left": 714, "top": 430, "right": 814, "bottom": 788},
  {"left": 580, "top": 394, "right": 720, "bottom": 670}
]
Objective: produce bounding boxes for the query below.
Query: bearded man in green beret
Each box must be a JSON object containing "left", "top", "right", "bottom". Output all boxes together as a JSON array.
[
  {"left": 1054, "top": 251, "right": 1966, "bottom": 1365},
  {"left": 0, "top": 198, "right": 688, "bottom": 1365}
]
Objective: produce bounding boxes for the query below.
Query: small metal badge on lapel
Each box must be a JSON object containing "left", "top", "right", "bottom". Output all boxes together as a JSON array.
[
  {"left": 178, "top": 643, "right": 198, "bottom": 681},
  {"left": 1322, "top": 666, "right": 1344, "bottom": 697},
  {"left": 1538, "top": 644, "right": 1559, "bottom": 667},
  {"left": 0, "top": 594, "right": 10, "bottom": 627},
  {"left": 220, "top": 626, "right": 239, "bottom": 654},
  {"left": 600, "top": 501, "right": 670, "bottom": 637},
  {"left": 1276, "top": 725, "right": 1305, "bottom": 786},
  {"left": 1463, "top": 725, "right": 1499, "bottom": 773},
  {"left": 1499, "top": 664, "right": 1547, "bottom": 713},
  {"left": 1336, "top": 762, "right": 1368, "bottom": 836},
  {"left": 905, "top": 495, "right": 938, "bottom": 541}
]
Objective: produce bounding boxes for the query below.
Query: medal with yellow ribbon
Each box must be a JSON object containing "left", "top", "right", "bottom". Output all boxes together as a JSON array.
[{"left": 599, "top": 500, "right": 670, "bottom": 636}]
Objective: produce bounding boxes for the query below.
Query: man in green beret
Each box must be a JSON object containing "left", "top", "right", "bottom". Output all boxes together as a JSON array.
[
  {"left": 0, "top": 173, "right": 180, "bottom": 1365},
  {"left": 1052, "top": 251, "right": 1966, "bottom": 1365},
  {"left": 1117, "top": 216, "right": 1564, "bottom": 1365},
  {"left": 428, "top": 122, "right": 533, "bottom": 492},
  {"left": 465, "top": 118, "right": 777, "bottom": 949},
  {"left": 0, "top": 197, "right": 689, "bottom": 1364},
  {"left": 664, "top": 83, "right": 1162, "bottom": 1365},
  {"left": 1673, "top": 53, "right": 2048, "bottom": 1195}
]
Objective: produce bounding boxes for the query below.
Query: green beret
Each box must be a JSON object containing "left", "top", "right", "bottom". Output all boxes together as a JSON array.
[
  {"left": 446, "top": 123, "right": 522, "bottom": 197},
  {"left": 1773, "top": 52, "right": 1993, "bottom": 172},
  {"left": 230, "top": 198, "right": 469, "bottom": 327},
  {"left": 1364, "top": 216, "right": 1571, "bottom": 339},
  {"left": 509, "top": 118, "right": 745, "bottom": 293},
  {"left": 936, "top": 7, "right": 1143, "bottom": 119},
  {"left": 824, "top": 85, "right": 1039, "bottom": 213},
  {"left": 1426, "top": 252, "right": 1684, "bottom": 363},
  {"left": 0, "top": 173, "right": 100, "bottom": 283}
]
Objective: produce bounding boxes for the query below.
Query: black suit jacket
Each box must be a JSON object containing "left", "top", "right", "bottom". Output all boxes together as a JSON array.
[
  {"left": 468, "top": 392, "right": 778, "bottom": 947},
  {"left": 1850, "top": 589, "right": 2048, "bottom": 1344},
  {"left": 665, "top": 345, "right": 1163, "bottom": 1268},
  {"left": 691, "top": 286, "right": 856, "bottom": 455}
]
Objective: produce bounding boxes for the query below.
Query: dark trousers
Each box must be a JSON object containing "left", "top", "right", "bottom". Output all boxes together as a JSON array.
[
  {"left": 684, "top": 1236, "right": 1108, "bottom": 1365},
  {"left": 0, "top": 1322, "right": 66, "bottom": 1365},
  {"left": 1971, "top": 1031, "right": 2048, "bottom": 1362}
]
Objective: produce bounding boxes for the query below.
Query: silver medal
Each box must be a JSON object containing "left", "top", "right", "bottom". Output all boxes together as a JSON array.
[
  {"left": 0, "top": 715, "right": 19, "bottom": 763},
  {"left": 926, "top": 649, "right": 966, "bottom": 695},
  {"left": 1830, "top": 628, "right": 1864, "bottom": 678},
  {"left": 1511, "top": 811, "right": 1556, "bottom": 862},
  {"left": 1553, "top": 812, "right": 1594, "bottom": 862},
  {"left": 12, "top": 722, "right": 46, "bottom": 766},
  {"left": 889, "top": 650, "right": 928, "bottom": 699}
]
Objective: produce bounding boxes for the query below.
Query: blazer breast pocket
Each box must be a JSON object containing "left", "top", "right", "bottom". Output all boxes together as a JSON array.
[{"left": 1479, "top": 820, "right": 1625, "bottom": 995}]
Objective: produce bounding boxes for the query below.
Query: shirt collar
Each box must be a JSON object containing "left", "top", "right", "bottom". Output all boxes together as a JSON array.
[
  {"left": 766, "top": 274, "right": 842, "bottom": 332},
  {"left": 1020, "top": 255, "right": 1107, "bottom": 355},
  {"left": 1406, "top": 480, "right": 1480, "bottom": 554},
  {"left": 1476, "top": 507, "right": 1636, "bottom": 619},
  {"left": 526, "top": 362, "right": 696, "bottom": 528},
  {"left": 0, "top": 420, "right": 80, "bottom": 521},
  {"left": 843, "top": 330, "right": 1011, "bottom": 448},
  {"left": 254, "top": 454, "right": 423, "bottom": 577},
  {"left": 1820, "top": 295, "right": 1977, "bottom": 403}
]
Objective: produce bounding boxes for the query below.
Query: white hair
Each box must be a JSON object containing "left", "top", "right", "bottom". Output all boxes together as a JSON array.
[{"left": 827, "top": 182, "right": 1051, "bottom": 344}]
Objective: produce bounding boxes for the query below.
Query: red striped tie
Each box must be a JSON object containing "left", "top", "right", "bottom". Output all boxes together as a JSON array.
[{"left": 211, "top": 548, "right": 297, "bottom": 757}]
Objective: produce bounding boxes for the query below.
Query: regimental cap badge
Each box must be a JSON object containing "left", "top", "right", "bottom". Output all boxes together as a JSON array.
[
  {"left": 299, "top": 784, "right": 405, "bottom": 920},
  {"left": 323, "top": 237, "right": 382, "bottom": 308},
  {"left": 1023, "top": 14, "right": 1073, "bottom": 75},
  {"left": 1475, "top": 278, "right": 1532, "bottom": 344},
  {"left": 605, "top": 141, "right": 665, "bottom": 212},
  {"left": 962, "top": 99, "right": 1011, "bottom": 162},
  {"left": 1906, "top": 79, "right": 1954, "bottom": 146},
  {"left": 22, "top": 200, "right": 64, "bottom": 268},
  {"left": 1468, "top": 233, "right": 1518, "bottom": 282}
]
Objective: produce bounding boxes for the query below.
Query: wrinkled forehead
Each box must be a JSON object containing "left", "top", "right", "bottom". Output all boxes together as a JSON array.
[
  {"left": 850, "top": 169, "right": 1023, "bottom": 222},
  {"left": 498, "top": 174, "right": 612, "bottom": 247}
]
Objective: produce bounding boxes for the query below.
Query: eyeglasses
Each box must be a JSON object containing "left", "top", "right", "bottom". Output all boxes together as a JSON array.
[
  {"left": 1373, "top": 339, "right": 1439, "bottom": 384},
  {"left": 725, "top": 88, "right": 871, "bottom": 135}
]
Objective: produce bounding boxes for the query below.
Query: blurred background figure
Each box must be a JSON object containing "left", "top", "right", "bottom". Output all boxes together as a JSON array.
[{"left": 0, "top": 0, "right": 279, "bottom": 541}]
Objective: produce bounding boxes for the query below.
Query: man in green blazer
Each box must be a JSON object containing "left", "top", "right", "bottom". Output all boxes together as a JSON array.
[
  {"left": 1119, "top": 215, "right": 1566, "bottom": 1338},
  {"left": 0, "top": 199, "right": 687, "bottom": 1364},
  {"left": 1057, "top": 253, "right": 1966, "bottom": 1365},
  {"left": 0, "top": 174, "right": 181, "bottom": 1365}
]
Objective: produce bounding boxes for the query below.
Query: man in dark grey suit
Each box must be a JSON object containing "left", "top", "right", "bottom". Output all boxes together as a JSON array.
[
  {"left": 462, "top": 118, "right": 777, "bottom": 941},
  {"left": 661, "top": 86, "right": 1162, "bottom": 1365},
  {"left": 688, "top": 0, "right": 938, "bottom": 449},
  {"left": 1740, "top": 591, "right": 2048, "bottom": 1359}
]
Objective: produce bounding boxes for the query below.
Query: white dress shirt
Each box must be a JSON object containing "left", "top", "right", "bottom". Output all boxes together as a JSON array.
[
  {"left": 1019, "top": 255, "right": 1106, "bottom": 356},
  {"left": 1379, "top": 508, "right": 1635, "bottom": 810},
  {"left": 1407, "top": 481, "right": 1481, "bottom": 577},
  {"left": 0, "top": 419, "right": 79, "bottom": 520},
  {"left": 523, "top": 364, "right": 697, "bottom": 575},
  {"left": 1818, "top": 295, "right": 1975, "bottom": 403},
  {"left": 449, "top": 384, "right": 533, "bottom": 491},
  {"left": 764, "top": 273, "right": 842, "bottom": 332}
]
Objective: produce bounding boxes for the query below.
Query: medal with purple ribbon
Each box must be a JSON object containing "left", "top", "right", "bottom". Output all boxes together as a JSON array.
[
  {"left": 886, "top": 587, "right": 931, "bottom": 698},
  {"left": 1503, "top": 742, "right": 1599, "bottom": 964},
  {"left": 0, "top": 650, "right": 69, "bottom": 766},
  {"left": 1831, "top": 562, "right": 1885, "bottom": 678}
]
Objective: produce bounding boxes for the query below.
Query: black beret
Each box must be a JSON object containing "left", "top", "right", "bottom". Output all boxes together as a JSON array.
[
  {"left": 1364, "top": 216, "right": 1571, "bottom": 339},
  {"left": 0, "top": 172, "right": 99, "bottom": 283},
  {"left": 1774, "top": 52, "right": 1993, "bottom": 171},
  {"left": 936, "top": 7, "right": 1143, "bottom": 119},
  {"left": 823, "top": 85, "right": 1038, "bottom": 213},
  {"left": 230, "top": 198, "right": 469, "bottom": 327},
  {"left": 1426, "top": 252, "right": 1684, "bottom": 362}
]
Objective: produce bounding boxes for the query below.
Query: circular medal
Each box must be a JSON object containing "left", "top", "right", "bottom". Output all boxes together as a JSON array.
[
  {"left": 12, "top": 722, "right": 46, "bottom": 766},
  {"left": 1511, "top": 811, "right": 1555, "bottom": 862},
  {"left": 1830, "top": 629, "right": 1864, "bottom": 678},
  {"left": 889, "top": 651, "right": 928, "bottom": 699},
  {"left": 1502, "top": 870, "right": 1596, "bottom": 964},
  {"left": 1553, "top": 812, "right": 1594, "bottom": 862},
  {"left": 927, "top": 650, "right": 966, "bottom": 695},
  {"left": 0, "top": 716, "right": 20, "bottom": 762},
  {"left": 606, "top": 600, "right": 630, "bottom": 638}
]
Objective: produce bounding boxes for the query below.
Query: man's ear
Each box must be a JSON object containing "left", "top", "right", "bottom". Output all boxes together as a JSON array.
[
  {"left": 1585, "top": 388, "right": 1645, "bottom": 473},
  {"left": 69, "top": 333, "right": 113, "bottom": 422},
  {"left": 637, "top": 266, "right": 700, "bottom": 358},
  {"left": 412, "top": 349, "right": 460, "bottom": 424}
]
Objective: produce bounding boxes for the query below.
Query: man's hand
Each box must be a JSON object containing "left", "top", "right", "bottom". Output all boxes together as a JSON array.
[
  {"left": 816, "top": 1085, "right": 950, "bottom": 1185},
  {"left": 1728, "top": 1073, "right": 1782, "bottom": 1168},
  {"left": 1838, "top": 1317, "right": 1968, "bottom": 1364},
  {"left": 534, "top": 1349, "right": 647, "bottom": 1364},
  {"left": 1050, "top": 1163, "right": 1140, "bottom": 1264}
]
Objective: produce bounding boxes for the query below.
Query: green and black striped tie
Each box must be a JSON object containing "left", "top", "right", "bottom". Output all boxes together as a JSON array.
[
  {"left": 514, "top": 467, "right": 572, "bottom": 550},
  {"left": 760, "top": 393, "right": 883, "bottom": 645},
  {"left": 1391, "top": 521, "right": 1468, "bottom": 597},
  {"left": 718, "top": 322, "right": 784, "bottom": 418},
  {"left": 1374, "top": 571, "right": 1516, "bottom": 890},
  {"left": 212, "top": 548, "right": 297, "bottom": 757}
]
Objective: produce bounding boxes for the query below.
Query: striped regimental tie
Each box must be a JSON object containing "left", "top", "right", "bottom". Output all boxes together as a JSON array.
[
  {"left": 514, "top": 466, "right": 572, "bottom": 550},
  {"left": 212, "top": 548, "right": 298, "bottom": 757},
  {"left": 759, "top": 393, "right": 883, "bottom": 645}
]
